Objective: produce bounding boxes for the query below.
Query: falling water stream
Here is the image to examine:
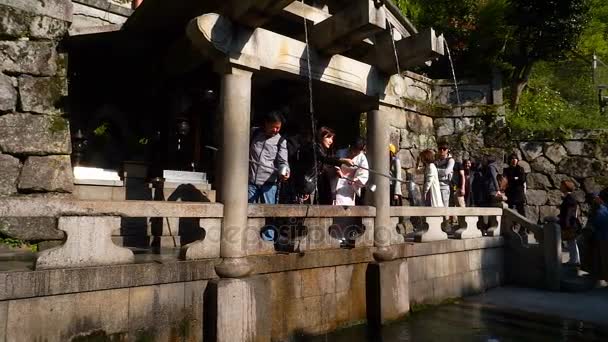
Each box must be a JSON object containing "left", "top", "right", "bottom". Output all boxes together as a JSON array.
[{"left": 444, "top": 40, "right": 462, "bottom": 105}]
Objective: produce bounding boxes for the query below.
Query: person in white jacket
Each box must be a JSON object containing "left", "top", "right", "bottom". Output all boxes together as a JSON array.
[
  {"left": 419, "top": 149, "right": 443, "bottom": 207},
  {"left": 332, "top": 138, "right": 369, "bottom": 206}
]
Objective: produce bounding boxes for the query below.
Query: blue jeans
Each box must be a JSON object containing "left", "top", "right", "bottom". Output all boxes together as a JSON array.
[{"left": 248, "top": 183, "right": 278, "bottom": 204}]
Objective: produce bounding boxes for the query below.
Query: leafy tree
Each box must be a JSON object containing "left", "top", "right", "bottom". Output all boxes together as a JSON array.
[{"left": 504, "top": 0, "right": 591, "bottom": 108}]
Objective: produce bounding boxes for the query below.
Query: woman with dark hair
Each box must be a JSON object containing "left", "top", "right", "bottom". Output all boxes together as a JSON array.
[
  {"left": 559, "top": 180, "right": 581, "bottom": 265},
  {"left": 419, "top": 149, "right": 442, "bottom": 207},
  {"left": 292, "top": 126, "right": 353, "bottom": 204}
]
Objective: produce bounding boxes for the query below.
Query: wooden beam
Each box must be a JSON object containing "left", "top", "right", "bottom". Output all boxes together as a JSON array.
[{"left": 309, "top": 0, "right": 386, "bottom": 55}]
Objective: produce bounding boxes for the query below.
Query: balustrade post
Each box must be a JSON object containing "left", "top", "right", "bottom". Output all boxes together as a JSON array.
[
  {"left": 454, "top": 216, "right": 482, "bottom": 239},
  {"left": 414, "top": 216, "right": 447, "bottom": 242},
  {"left": 36, "top": 216, "right": 134, "bottom": 269}
]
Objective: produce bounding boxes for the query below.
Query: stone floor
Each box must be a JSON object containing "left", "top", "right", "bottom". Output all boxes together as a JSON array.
[{"left": 465, "top": 285, "right": 608, "bottom": 328}]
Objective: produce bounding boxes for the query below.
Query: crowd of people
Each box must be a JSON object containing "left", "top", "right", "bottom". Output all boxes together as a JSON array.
[{"left": 247, "top": 110, "right": 607, "bottom": 283}]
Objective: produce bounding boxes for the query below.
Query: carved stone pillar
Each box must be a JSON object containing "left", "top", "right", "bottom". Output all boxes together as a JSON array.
[
  {"left": 215, "top": 66, "right": 253, "bottom": 278},
  {"left": 367, "top": 109, "right": 395, "bottom": 261}
]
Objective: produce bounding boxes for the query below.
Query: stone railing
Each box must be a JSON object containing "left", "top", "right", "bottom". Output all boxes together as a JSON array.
[
  {"left": 501, "top": 208, "right": 561, "bottom": 290},
  {"left": 389, "top": 206, "right": 504, "bottom": 242},
  {"left": 0, "top": 198, "right": 507, "bottom": 271}
]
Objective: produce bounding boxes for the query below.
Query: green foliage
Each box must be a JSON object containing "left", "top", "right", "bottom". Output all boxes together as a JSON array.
[
  {"left": 577, "top": 0, "right": 608, "bottom": 59},
  {"left": 0, "top": 234, "right": 37, "bottom": 252},
  {"left": 93, "top": 121, "right": 110, "bottom": 137},
  {"left": 507, "top": 61, "right": 608, "bottom": 136}
]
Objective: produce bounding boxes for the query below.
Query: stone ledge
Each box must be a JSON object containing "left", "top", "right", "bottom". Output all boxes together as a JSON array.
[
  {"left": 390, "top": 206, "right": 503, "bottom": 217},
  {"left": 0, "top": 258, "right": 218, "bottom": 301},
  {"left": 0, "top": 0, "right": 73, "bottom": 22},
  {"left": 390, "top": 237, "right": 504, "bottom": 259},
  {"left": 0, "top": 198, "right": 224, "bottom": 218},
  {"left": 73, "top": 0, "right": 132, "bottom": 17},
  {"left": 248, "top": 204, "right": 376, "bottom": 218},
  {"left": 0, "top": 238, "right": 504, "bottom": 300}
]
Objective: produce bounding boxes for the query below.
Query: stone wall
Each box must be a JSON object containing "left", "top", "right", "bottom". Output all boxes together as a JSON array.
[
  {"left": 419, "top": 79, "right": 607, "bottom": 223},
  {"left": 0, "top": 239, "right": 504, "bottom": 341},
  {"left": 0, "top": 0, "right": 74, "bottom": 198}
]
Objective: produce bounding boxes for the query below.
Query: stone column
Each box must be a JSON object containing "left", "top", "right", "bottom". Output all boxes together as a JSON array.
[
  {"left": 216, "top": 66, "right": 253, "bottom": 278},
  {"left": 367, "top": 109, "right": 395, "bottom": 261}
]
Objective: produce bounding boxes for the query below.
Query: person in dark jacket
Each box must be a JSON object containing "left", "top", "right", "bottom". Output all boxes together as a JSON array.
[
  {"left": 292, "top": 126, "right": 353, "bottom": 204},
  {"left": 503, "top": 153, "right": 527, "bottom": 216},
  {"left": 559, "top": 180, "right": 580, "bottom": 265},
  {"left": 484, "top": 156, "right": 504, "bottom": 206}
]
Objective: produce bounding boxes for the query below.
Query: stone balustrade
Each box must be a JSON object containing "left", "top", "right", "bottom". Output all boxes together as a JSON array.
[
  {"left": 390, "top": 206, "right": 504, "bottom": 242},
  {"left": 0, "top": 197, "right": 506, "bottom": 270}
]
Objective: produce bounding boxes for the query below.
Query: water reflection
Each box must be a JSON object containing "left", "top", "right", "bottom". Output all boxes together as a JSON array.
[{"left": 301, "top": 304, "right": 605, "bottom": 342}]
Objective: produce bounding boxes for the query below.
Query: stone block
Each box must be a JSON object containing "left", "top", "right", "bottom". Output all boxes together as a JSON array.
[
  {"left": 335, "top": 290, "right": 352, "bottom": 324},
  {"left": 206, "top": 277, "right": 271, "bottom": 342},
  {"left": 454, "top": 117, "right": 475, "bottom": 133},
  {"left": 0, "top": 300, "right": 6, "bottom": 341},
  {"left": 563, "top": 141, "right": 585, "bottom": 156},
  {"left": 559, "top": 157, "right": 603, "bottom": 179},
  {"left": 519, "top": 142, "right": 543, "bottom": 161},
  {"left": 320, "top": 293, "right": 337, "bottom": 330},
  {"left": 128, "top": 283, "right": 186, "bottom": 332},
  {"left": 525, "top": 189, "right": 547, "bottom": 206},
  {"left": 183, "top": 280, "right": 207, "bottom": 341},
  {"left": 462, "top": 270, "right": 484, "bottom": 295},
  {"left": 0, "top": 154, "right": 19, "bottom": 195},
  {"left": 434, "top": 118, "right": 454, "bottom": 136},
  {"left": 335, "top": 264, "right": 354, "bottom": 293},
  {"left": 407, "top": 256, "right": 426, "bottom": 282},
  {"left": 530, "top": 157, "right": 556, "bottom": 175},
  {"left": 0, "top": 113, "right": 70, "bottom": 155},
  {"left": 5, "top": 288, "right": 129, "bottom": 341},
  {"left": 550, "top": 173, "right": 578, "bottom": 189},
  {"left": 73, "top": 184, "right": 125, "bottom": 201},
  {"left": 0, "top": 41, "right": 57, "bottom": 76},
  {"left": 408, "top": 279, "right": 434, "bottom": 305},
  {"left": 544, "top": 143, "right": 566, "bottom": 164},
  {"left": 0, "top": 5, "right": 29, "bottom": 37},
  {"left": 518, "top": 160, "right": 531, "bottom": 173},
  {"left": 0, "top": 217, "right": 62, "bottom": 240},
  {"left": 468, "top": 249, "right": 482, "bottom": 271},
  {"left": 539, "top": 206, "right": 560, "bottom": 221},
  {"left": 367, "top": 260, "right": 409, "bottom": 324},
  {"left": 0, "top": 72, "right": 16, "bottom": 111},
  {"left": 301, "top": 267, "right": 336, "bottom": 297},
  {"left": 583, "top": 177, "right": 606, "bottom": 193},
  {"left": 407, "top": 112, "right": 434, "bottom": 134},
  {"left": 29, "top": 15, "right": 69, "bottom": 39},
  {"left": 18, "top": 75, "right": 65, "bottom": 115},
  {"left": 36, "top": 216, "right": 134, "bottom": 269},
  {"left": 269, "top": 270, "right": 302, "bottom": 300},
  {"left": 18, "top": 155, "right": 74, "bottom": 193},
  {"left": 524, "top": 205, "right": 540, "bottom": 224},
  {"left": 432, "top": 274, "right": 461, "bottom": 301},
  {"left": 545, "top": 190, "right": 562, "bottom": 206},
  {"left": 397, "top": 149, "right": 416, "bottom": 169},
  {"left": 527, "top": 173, "right": 551, "bottom": 190},
  {"left": 0, "top": 0, "right": 72, "bottom": 21}
]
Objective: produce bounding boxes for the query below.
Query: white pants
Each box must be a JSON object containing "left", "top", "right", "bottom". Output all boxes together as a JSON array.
[{"left": 566, "top": 239, "right": 580, "bottom": 265}]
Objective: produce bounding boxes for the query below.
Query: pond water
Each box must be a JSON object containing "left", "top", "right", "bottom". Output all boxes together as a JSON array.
[{"left": 303, "top": 303, "right": 606, "bottom": 342}]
